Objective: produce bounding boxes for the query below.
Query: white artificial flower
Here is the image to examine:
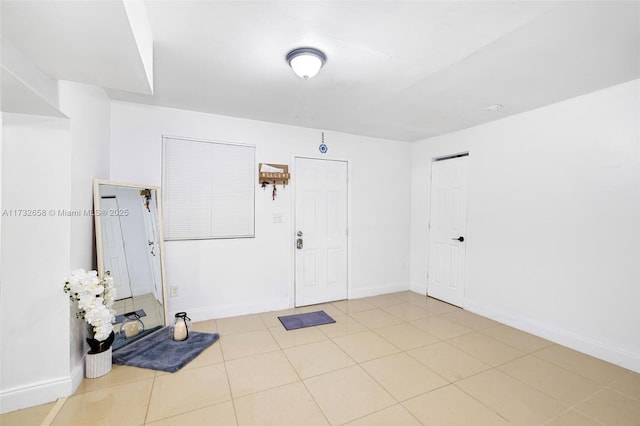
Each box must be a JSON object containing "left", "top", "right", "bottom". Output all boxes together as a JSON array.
[{"left": 63, "top": 268, "right": 117, "bottom": 343}]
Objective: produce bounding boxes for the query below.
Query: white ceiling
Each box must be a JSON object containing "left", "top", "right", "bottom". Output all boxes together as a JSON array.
[{"left": 2, "top": 1, "right": 638, "bottom": 142}]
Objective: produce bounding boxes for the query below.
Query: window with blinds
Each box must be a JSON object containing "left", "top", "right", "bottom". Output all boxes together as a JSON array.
[{"left": 162, "top": 136, "right": 255, "bottom": 240}]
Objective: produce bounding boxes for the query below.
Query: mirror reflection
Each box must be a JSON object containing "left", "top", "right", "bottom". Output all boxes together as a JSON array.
[{"left": 94, "top": 180, "right": 168, "bottom": 350}]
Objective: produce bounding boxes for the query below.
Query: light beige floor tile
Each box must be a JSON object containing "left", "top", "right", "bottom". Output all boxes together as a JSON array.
[
  {"left": 331, "top": 298, "right": 376, "bottom": 314},
  {"left": 393, "top": 291, "right": 429, "bottom": 304},
  {"left": 318, "top": 314, "right": 367, "bottom": 338},
  {"left": 374, "top": 323, "right": 439, "bottom": 350},
  {"left": 52, "top": 379, "right": 153, "bottom": 426},
  {"left": 457, "top": 369, "right": 566, "bottom": 425},
  {"left": 234, "top": 382, "right": 328, "bottom": 426},
  {"left": 219, "top": 330, "right": 279, "bottom": 360},
  {"left": 225, "top": 350, "right": 299, "bottom": 397},
  {"left": 294, "top": 304, "right": 331, "bottom": 314},
  {"left": 534, "top": 345, "right": 629, "bottom": 386},
  {"left": 544, "top": 409, "right": 604, "bottom": 426},
  {"left": 419, "top": 298, "right": 462, "bottom": 315},
  {"left": 447, "top": 332, "right": 525, "bottom": 366},
  {"left": 304, "top": 365, "right": 395, "bottom": 425},
  {"left": 361, "top": 293, "right": 405, "bottom": 308},
  {"left": 283, "top": 339, "right": 355, "bottom": 379},
  {"left": 410, "top": 316, "right": 473, "bottom": 340},
  {"left": 481, "top": 324, "right": 553, "bottom": 353},
  {"left": 499, "top": 355, "right": 602, "bottom": 405},
  {"left": 575, "top": 388, "right": 640, "bottom": 426},
  {"left": 610, "top": 371, "right": 640, "bottom": 400},
  {"left": 268, "top": 324, "right": 327, "bottom": 349},
  {"left": 402, "top": 296, "right": 434, "bottom": 310},
  {"left": 25, "top": 291, "right": 640, "bottom": 426},
  {"left": 442, "top": 310, "right": 501, "bottom": 330},
  {"left": 345, "top": 404, "right": 422, "bottom": 426},
  {"left": 146, "top": 401, "right": 237, "bottom": 426},
  {"left": 382, "top": 303, "right": 430, "bottom": 322},
  {"left": 403, "top": 384, "right": 510, "bottom": 426},
  {"left": 258, "top": 308, "right": 296, "bottom": 328},
  {"left": 259, "top": 310, "right": 292, "bottom": 328},
  {"left": 361, "top": 353, "right": 448, "bottom": 401},
  {"left": 0, "top": 401, "right": 55, "bottom": 426},
  {"left": 192, "top": 319, "right": 218, "bottom": 333},
  {"left": 350, "top": 308, "right": 404, "bottom": 329},
  {"left": 295, "top": 303, "right": 344, "bottom": 318},
  {"left": 408, "top": 341, "right": 492, "bottom": 382},
  {"left": 216, "top": 314, "right": 266, "bottom": 335},
  {"left": 320, "top": 303, "right": 346, "bottom": 318},
  {"left": 146, "top": 364, "right": 231, "bottom": 423},
  {"left": 332, "top": 330, "right": 400, "bottom": 362},
  {"left": 75, "top": 363, "right": 156, "bottom": 393},
  {"left": 177, "top": 339, "right": 224, "bottom": 371}
]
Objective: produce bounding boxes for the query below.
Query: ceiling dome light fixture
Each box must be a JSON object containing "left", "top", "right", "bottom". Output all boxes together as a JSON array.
[{"left": 286, "top": 47, "right": 326, "bottom": 80}]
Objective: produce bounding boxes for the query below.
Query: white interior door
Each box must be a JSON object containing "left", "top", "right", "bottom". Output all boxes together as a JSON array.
[
  {"left": 427, "top": 154, "right": 469, "bottom": 307},
  {"left": 101, "top": 196, "right": 132, "bottom": 299},
  {"left": 295, "top": 157, "right": 348, "bottom": 307}
]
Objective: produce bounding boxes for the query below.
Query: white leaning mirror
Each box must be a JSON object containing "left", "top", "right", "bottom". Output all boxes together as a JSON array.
[{"left": 93, "top": 180, "right": 168, "bottom": 350}]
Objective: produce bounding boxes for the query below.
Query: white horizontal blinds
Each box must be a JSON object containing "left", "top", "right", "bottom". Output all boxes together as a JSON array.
[
  {"left": 163, "top": 137, "right": 255, "bottom": 240},
  {"left": 211, "top": 143, "right": 255, "bottom": 236}
]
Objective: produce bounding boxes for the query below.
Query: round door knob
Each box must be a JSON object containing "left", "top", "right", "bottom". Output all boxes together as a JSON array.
[{"left": 452, "top": 236, "right": 464, "bottom": 242}]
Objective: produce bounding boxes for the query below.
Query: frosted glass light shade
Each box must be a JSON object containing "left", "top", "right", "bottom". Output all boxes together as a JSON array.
[{"left": 287, "top": 48, "right": 326, "bottom": 80}]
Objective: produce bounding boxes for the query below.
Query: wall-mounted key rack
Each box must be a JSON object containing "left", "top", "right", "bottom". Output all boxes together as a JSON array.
[{"left": 259, "top": 163, "right": 290, "bottom": 187}]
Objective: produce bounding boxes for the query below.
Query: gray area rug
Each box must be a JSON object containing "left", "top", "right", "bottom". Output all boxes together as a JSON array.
[
  {"left": 278, "top": 310, "right": 335, "bottom": 330},
  {"left": 112, "top": 327, "right": 220, "bottom": 373}
]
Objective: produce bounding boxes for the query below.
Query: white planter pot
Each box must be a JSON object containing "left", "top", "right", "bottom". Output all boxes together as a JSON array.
[{"left": 85, "top": 347, "right": 112, "bottom": 378}]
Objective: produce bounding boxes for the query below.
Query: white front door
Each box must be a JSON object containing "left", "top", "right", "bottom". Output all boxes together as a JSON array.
[
  {"left": 294, "top": 157, "right": 348, "bottom": 307},
  {"left": 427, "top": 154, "right": 469, "bottom": 307}
]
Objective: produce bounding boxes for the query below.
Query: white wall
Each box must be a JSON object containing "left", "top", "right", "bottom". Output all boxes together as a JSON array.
[
  {"left": 0, "top": 82, "right": 111, "bottom": 413},
  {"left": 110, "top": 102, "right": 412, "bottom": 320},
  {"left": 410, "top": 79, "right": 640, "bottom": 372},
  {"left": 0, "top": 113, "right": 72, "bottom": 412},
  {"left": 58, "top": 81, "right": 111, "bottom": 380}
]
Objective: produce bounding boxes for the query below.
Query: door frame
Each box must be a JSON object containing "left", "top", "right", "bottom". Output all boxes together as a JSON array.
[
  {"left": 426, "top": 151, "right": 471, "bottom": 308},
  {"left": 290, "top": 155, "right": 352, "bottom": 308}
]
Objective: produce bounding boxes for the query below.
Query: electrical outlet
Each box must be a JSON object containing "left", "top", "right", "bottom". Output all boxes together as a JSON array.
[{"left": 170, "top": 285, "right": 179, "bottom": 297}]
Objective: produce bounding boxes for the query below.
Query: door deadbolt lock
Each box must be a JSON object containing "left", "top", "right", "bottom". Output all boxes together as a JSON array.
[
  {"left": 297, "top": 231, "right": 303, "bottom": 237},
  {"left": 296, "top": 238, "right": 303, "bottom": 249}
]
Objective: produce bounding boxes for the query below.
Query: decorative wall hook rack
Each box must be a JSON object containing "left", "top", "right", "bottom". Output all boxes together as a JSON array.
[{"left": 259, "top": 163, "right": 290, "bottom": 187}]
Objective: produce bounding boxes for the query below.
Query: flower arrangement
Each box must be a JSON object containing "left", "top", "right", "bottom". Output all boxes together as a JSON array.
[{"left": 63, "top": 269, "right": 117, "bottom": 341}]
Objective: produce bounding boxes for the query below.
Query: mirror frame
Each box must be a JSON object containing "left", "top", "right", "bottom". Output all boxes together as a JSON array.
[{"left": 93, "top": 179, "right": 169, "bottom": 331}]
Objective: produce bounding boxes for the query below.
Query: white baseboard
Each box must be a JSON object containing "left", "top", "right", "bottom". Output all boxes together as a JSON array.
[
  {"left": 0, "top": 376, "right": 72, "bottom": 414},
  {"left": 465, "top": 300, "right": 640, "bottom": 373},
  {"left": 70, "top": 358, "right": 85, "bottom": 395},
  {"left": 169, "top": 297, "right": 291, "bottom": 322},
  {"left": 349, "top": 282, "right": 410, "bottom": 299},
  {"left": 171, "top": 284, "right": 418, "bottom": 322}
]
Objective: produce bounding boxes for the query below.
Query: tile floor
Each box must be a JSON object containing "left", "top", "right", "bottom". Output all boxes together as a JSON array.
[{"left": 3, "top": 291, "right": 640, "bottom": 425}]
